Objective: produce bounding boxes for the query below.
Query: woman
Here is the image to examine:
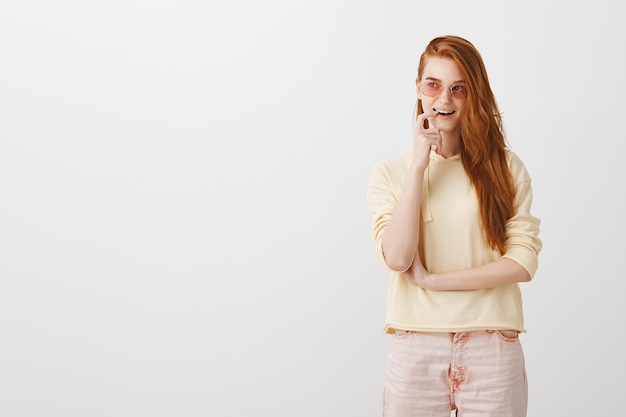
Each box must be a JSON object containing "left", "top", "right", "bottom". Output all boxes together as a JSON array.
[{"left": 367, "top": 35, "right": 542, "bottom": 417}]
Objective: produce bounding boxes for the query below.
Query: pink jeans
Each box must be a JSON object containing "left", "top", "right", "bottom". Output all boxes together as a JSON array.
[{"left": 383, "top": 330, "right": 527, "bottom": 417}]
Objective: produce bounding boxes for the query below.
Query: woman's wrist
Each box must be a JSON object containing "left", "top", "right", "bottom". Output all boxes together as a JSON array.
[{"left": 408, "top": 162, "right": 427, "bottom": 176}]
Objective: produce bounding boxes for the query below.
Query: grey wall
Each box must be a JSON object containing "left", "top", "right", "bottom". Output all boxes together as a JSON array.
[{"left": 1, "top": 1, "right": 624, "bottom": 415}]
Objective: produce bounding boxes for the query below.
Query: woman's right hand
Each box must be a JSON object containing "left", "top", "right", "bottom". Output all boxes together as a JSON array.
[{"left": 412, "top": 110, "right": 442, "bottom": 171}]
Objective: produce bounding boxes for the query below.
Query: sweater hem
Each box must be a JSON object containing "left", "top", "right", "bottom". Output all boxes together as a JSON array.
[{"left": 383, "top": 323, "right": 527, "bottom": 335}]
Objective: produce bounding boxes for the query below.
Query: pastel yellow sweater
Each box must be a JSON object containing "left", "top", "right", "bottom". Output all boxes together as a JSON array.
[{"left": 367, "top": 149, "right": 542, "bottom": 334}]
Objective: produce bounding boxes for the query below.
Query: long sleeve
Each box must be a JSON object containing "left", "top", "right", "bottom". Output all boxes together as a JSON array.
[{"left": 502, "top": 153, "right": 542, "bottom": 278}]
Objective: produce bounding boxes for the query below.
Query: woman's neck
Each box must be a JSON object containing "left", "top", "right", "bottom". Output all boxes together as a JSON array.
[{"left": 439, "top": 131, "right": 461, "bottom": 158}]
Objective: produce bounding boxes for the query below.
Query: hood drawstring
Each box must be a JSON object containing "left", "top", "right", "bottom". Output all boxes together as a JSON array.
[{"left": 421, "top": 163, "right": 433, "bottom": 222}]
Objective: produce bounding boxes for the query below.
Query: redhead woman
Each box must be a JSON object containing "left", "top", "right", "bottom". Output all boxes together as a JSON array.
[{"left": 367, "top": 35, "right": 542, "bottom": 417}]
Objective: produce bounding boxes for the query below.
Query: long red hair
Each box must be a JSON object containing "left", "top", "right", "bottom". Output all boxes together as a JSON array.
[{"left": 417, "top": 35, "right": 514, "bottom": 254}]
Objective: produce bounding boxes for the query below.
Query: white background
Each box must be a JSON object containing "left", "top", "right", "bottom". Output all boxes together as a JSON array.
[{"left": 1, "top": 1, "right": 624, "bottom": 416}]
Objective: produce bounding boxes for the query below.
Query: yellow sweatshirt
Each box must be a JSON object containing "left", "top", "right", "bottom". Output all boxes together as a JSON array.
[{"left": 367, "top": 149, "right": 542, "bottom": 334}]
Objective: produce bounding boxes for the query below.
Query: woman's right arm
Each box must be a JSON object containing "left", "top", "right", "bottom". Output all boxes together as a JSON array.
[
  {"left": 380, "top": 111, "right": 441, "bottom": 271},
  {"left": 379, "top": 164, "right": 425, "bottom": 271}
]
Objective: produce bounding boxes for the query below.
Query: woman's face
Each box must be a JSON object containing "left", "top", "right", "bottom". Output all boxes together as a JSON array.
[{"left": 417, "top": 56, "right": 467, "bottom": 134}]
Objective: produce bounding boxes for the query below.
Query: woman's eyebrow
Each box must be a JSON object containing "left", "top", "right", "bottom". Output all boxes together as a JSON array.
[{"left": 423, "top": 76, "right": 465, "bottom": 84}]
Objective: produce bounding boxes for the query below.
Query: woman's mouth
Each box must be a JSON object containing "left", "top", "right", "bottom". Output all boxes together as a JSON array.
[{"left": 434, "top": 108, "right": 455, "bottom": 115}]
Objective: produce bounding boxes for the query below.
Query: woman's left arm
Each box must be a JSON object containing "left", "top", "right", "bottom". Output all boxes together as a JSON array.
[{"left": 402, "top": 257, "right": 530, "bottom": 290}]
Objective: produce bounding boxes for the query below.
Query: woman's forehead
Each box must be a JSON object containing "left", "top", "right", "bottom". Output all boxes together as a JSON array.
[{"left": 421, "top": 57, "right": 463, "bottom": 81}]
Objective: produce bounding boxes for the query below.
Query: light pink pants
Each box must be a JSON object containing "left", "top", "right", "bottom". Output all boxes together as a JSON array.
[{"left": 383, "top": 330, "right": 527, "bottom": 417}]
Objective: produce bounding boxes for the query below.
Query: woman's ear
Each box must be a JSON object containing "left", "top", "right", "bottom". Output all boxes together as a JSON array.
[{"left": 415, "top": 78, "right": 422, "bottom": 99}]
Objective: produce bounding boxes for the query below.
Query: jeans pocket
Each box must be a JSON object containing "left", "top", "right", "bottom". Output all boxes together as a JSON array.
[
  {"left": 392, "top": 329, "right": 410, "bottom": 339},
  {"left": 496, "top": 330, "right": 519, "bottom": 342}
]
